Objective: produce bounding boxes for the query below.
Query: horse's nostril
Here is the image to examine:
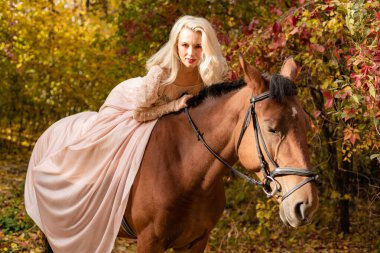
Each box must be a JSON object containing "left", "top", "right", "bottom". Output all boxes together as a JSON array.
[{"left": 294, "top": 202, "right": 306, "bottom": 220}]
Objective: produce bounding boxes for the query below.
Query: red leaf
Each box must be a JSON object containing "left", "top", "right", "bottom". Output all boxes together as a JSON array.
[
  {"left": 350, "top": 131, "right": 360, "bottom": 145},
  {"left": 288, "top": 16, "right": 298, "bottom": 26},
  {"left": 333, "top": 48, "right": 342, "bottom": 59},
  {"left": 322, "top": 91, "right": 332, "bottom": 98},
  {"left": 273, "top": 22, "right": 282, "bottom": 34},
  {"left": 323, "top": 91, "right": 334, "bottom": 109},
  {"left": 241, "top": 27, "right": 251, "bottom": 36},
  {"left": 343, "top": 108, "right": 356, "bottom": 121},
  {"left": 324, "top": 6, "right": 334, "bottom": 11},
  {"left": 248, "top": 18, "right": 259, "bottom": 31},
  {"left": 255, "top": 58, "right": 261, "bottom": 66},
  {"left": 355, "top": 78, "right": 362, "bottom": 88},
  {"left": 310, "top": 43, "right": 325, "bottom": 53},
  {"left": 269, "top": 6, "right": 283, "bottom": 16},
  {"left": 350, "top": 73, "right": 362, "bottom": 88},
  {"left": 227, "top": 71, "right": 238, "bottom": 80},
  {"left": 374, "top": 76, "right": 379, "bottom": 88},
  {"left": 343, "top": 128, "right": 357, "bottom": 145},
  {"left": 376, "top": 12, "right": 380, "bottom": 20},
  {"left": 273, "top": 36, "right": 286, "bottom": 49},
  {"left": 225, "top": 53, "right": 232, "bottom": 62},
  {"left": 289, "top": 27, "right": 299, "bottom": 35},
  {"left": 350, "top": 73, "right": 357, "bottom": 79},
  {"left": 300, "top": 28, "right": 311, "bottom": 45},
  {"left": 374, "top": 54, "right": 380, "bottom": 64},
  {"left": 313, "top": 110, "right": 322, "bottom": 118},
  {"left": 325, "top": 98, "right": 334, "bottom": 109},
  {"left": 218, "top": 33, "right": 231, "bottom": 46}
]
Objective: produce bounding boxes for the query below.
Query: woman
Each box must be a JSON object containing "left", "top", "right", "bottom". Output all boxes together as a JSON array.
[
  {"left": 132, "top": 15, "right": 227, "bottom": 121},
  {"left": 24, "top": 15, "right": 228, "bottom": 253}
]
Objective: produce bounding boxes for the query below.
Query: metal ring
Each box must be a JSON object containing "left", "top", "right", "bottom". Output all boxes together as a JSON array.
[{"left": 263, "top": 176, "right": 280, "bottom": 197}]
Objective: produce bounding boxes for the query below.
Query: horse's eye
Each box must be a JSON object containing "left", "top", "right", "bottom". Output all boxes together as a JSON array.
[{"left": 268, "top": 127, "right": 277, "bottom": 133}]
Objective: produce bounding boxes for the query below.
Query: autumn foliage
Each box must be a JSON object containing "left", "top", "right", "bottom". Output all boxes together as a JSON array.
[{"left": 0, "top": 0, "right": 379, "bottom": 252}]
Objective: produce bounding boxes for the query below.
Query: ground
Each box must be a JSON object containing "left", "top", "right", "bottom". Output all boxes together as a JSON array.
[
  {"left": 0, "top": 147, "right": 378, "bottom": 252},
  {"left": 0, "top": 149, "right": 137, "bottom": 252}
]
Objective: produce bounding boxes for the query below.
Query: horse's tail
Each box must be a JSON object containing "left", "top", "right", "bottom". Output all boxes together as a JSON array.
[{"left": 42, "top": 233, "right": 54, "bottom": 253}]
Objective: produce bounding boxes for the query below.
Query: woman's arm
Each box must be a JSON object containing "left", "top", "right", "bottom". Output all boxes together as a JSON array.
[
  {"left": 133, "top": 94, "right": 192, "bottom": 122},
  {"left": 132, "top": 65, "right": 164, "bottom": 109}
]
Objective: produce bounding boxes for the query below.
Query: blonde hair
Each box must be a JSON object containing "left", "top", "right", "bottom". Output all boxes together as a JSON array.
[{"left": 146, "top": 15, "right": 228, "bottom": 86}]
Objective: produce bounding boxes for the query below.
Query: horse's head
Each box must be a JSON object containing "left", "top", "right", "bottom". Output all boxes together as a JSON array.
[{"left": 234, "top": 54, "right": 319, "bottom": 227}]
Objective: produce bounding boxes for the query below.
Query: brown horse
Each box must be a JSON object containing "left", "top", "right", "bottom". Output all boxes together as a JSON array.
[{"left": 119, "top": 55, "right": 319, "bottom": 252}]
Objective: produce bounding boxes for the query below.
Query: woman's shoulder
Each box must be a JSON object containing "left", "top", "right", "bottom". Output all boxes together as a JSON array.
[
  {"left": 146, "top": 65, "right": 170, "bottom": 77},
  {"left": 145, "top": 65, "right": 170, "bottom": 83},
  {"left": 148, "top": 65, "right": 163, "bottom": 72}
]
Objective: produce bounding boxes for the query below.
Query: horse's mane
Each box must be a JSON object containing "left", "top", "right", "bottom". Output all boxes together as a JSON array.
[
  {"left": 178, "top": 73, "right": 296, "bottom": 110},
  {"left": 187, "top": 73, "right": 297, "bottom": 108},
  {"left": 264, "top": 73, "right": 297, "bottom": 102},
  {"left": 186, "top": 79, "right": 246, "bottom": 108}
]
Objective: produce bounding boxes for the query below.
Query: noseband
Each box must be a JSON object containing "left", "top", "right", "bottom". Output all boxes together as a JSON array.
[{"left": 184, "top": 91, "right": 318, "bottom": 201}]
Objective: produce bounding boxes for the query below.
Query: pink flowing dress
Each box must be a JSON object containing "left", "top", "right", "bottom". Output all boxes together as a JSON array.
[
  {"left": 24, "top": 66, "right": 202, "bottom": 253},
  {"left": 25, "top": 74, "right": 159, "bottom": 253}
]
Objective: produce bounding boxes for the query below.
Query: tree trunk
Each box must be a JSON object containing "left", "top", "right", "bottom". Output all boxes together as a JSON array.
[
  {"left": 337, "top": 159, "right": 351, "bottom": 233},
  {"left": 309, "top": 87, "right": 351, "bottom": 234}
]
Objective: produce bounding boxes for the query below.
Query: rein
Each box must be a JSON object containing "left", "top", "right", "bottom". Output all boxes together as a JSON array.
[{"left": 184, "top": 91, "right": 318, "bottom": 201}]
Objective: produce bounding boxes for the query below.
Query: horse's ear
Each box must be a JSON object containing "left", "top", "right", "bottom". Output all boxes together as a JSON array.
[
  {"left": 238, "top": 53, "right": 263, "bottom": 91},
  {"left": 280, "top": 56, "right": 297, "bottom": 81}
]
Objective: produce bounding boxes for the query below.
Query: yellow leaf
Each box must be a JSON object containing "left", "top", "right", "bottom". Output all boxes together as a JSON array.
[
  {"left": 331, "top": 191, "right": 341, "bottom": 200},
  {"left": 343, "top": 194, "right": 351, "bottom": 200}
]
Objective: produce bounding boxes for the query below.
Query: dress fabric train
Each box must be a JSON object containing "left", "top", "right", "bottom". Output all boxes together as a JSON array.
[{"left": 24, "top": 75, "right": 158, "bottom": 253}]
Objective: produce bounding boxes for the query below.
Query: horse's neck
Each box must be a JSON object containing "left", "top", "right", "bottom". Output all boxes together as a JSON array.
[{"left": 178, "top": 88, "right": 248, "bottom": 189}]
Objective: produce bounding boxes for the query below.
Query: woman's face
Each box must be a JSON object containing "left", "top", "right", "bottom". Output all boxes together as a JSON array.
[{"left": 177, "top": 28, "right": 203, "bottom": 69}]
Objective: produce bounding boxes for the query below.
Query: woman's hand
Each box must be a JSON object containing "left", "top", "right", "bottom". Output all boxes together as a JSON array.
[{"left": 174, "top": 94, "right": 193, "bottom": 111}]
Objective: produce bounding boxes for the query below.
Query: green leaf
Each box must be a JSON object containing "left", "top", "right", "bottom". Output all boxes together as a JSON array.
[
  {"left": 369, "top": 86, "right": 376, "bottom": 98},
  {"left": 351, "top": 94, "right": 360, "bottom": 104}
]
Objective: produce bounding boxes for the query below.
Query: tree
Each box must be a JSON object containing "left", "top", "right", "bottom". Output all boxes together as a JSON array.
[
  {"left": 235, "top": 0, "right": 380, "bottom": 233},
  {"left": 0, "top": 0, "right": 127, "bottom": 144}
]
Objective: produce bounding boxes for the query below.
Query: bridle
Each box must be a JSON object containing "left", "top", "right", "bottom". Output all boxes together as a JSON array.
[
  {"left": 184, "top": 90, "right": 318, "bottom": 201},
  {"left": 121, "top": 88, "right": 319, "bottom": 239}
]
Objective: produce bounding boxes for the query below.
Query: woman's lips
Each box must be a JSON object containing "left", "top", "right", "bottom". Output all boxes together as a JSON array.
[{"left": 187, "top": 59, "right": 196, "bottom": 63}]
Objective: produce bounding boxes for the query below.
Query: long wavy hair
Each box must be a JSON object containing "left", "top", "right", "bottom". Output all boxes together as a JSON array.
[{"left": 146, "top": 15, "right": 228, "bottom": 86}]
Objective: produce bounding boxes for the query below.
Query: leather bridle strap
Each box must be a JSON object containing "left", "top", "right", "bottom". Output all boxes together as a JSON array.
[
  {"left": 235, "top": 91, "right": 318, "bottom": 200},
  {"left": 184, "top": 107, "right": 264, "bottom": 187},
  {"left": 236, "top": 106, "right": 252, "bottom": 152},
  {"left": 270, "top": 167, "right": 318, "bottom": 201},
  {"left": 236, "top": 91, "right": 270, "bottom": 152},
  {"left": 184, "top": 90, "right": 318, "bottom": 201}
]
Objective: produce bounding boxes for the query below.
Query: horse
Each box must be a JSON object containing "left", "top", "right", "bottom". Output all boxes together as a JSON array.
[{"left": 116, "top": 55, "right": 319, "bottom": 252}]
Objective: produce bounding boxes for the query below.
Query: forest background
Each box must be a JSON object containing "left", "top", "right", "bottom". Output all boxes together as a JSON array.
[{"left": 0, "top": 0, "right": 379, "bottom": 252}]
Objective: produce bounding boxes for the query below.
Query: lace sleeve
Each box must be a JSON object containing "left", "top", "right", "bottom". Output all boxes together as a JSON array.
[
  {"left": 132, "top": 65, "right": 164, "bottom": 109},
  {"left": 133, "top": 94, "right": 193, "bottom": 122}
]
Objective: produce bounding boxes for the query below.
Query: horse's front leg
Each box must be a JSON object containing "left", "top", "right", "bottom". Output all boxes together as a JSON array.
[
  {"left": 173, "top": 232, "right": 210, "bottom": 253},
  {"left": 136, "top": 228, "right": 165, "bottom": 253}
]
